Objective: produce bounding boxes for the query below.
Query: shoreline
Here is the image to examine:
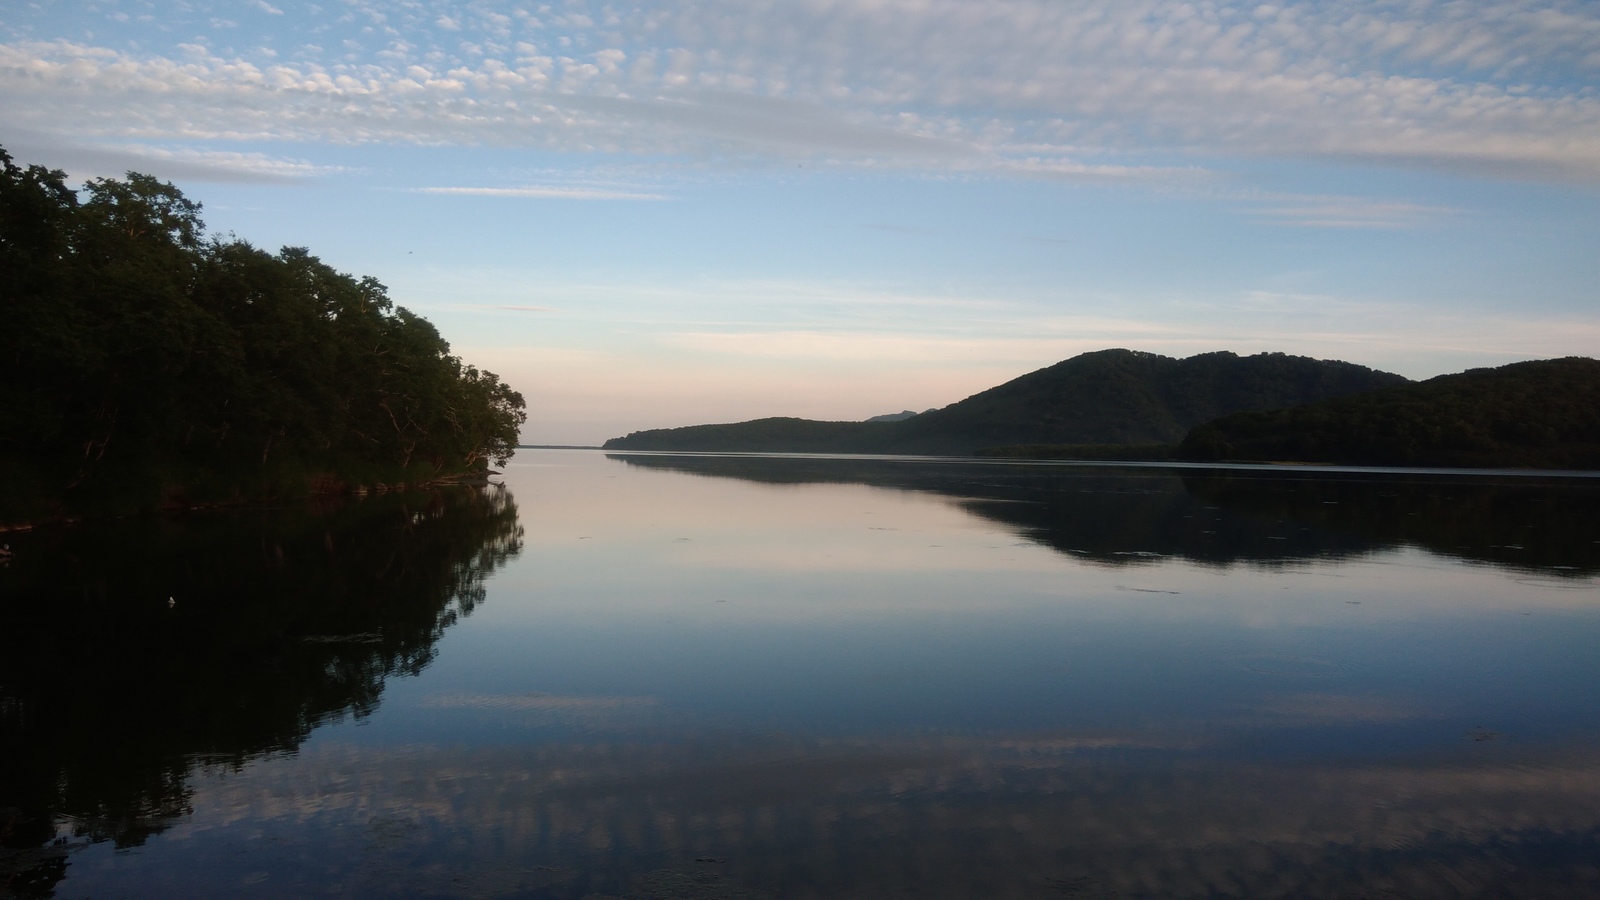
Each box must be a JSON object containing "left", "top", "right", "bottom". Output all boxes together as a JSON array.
[
  {"left": 0, "top": 473, "right": 504, "bottom": 534},
  {"left": 593, "top": 448, "right": 1600, "bottom": 479}
]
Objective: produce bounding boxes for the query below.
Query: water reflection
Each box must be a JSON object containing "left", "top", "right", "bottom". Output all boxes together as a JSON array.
[
  {"left": 9, "top": 453, "right": 1600, "bottom": 898},
  {"left": 0, "top": 484, "right": 521, "bottom": 896},
  {"left": 609, "top": 453, "right": 1600, "bottom": 575},
  {"left": 59, "top": 736, "right": 1600, "bottom": 898}
]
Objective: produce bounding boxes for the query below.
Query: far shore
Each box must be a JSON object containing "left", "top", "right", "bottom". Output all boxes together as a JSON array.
[{"left": 587, "top": 447, "right": 1600, "bottom": 479}]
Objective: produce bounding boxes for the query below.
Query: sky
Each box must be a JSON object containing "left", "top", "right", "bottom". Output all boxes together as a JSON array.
[{"left": 2, "top": 0, "right": 1598, "bottom": 445}]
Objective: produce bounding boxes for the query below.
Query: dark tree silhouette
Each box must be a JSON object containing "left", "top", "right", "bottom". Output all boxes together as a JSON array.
[{"left": 0, "top": 146, "right": 526, "bottom": 520}]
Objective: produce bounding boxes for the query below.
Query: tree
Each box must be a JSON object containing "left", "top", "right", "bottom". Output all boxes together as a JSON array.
[{"left": 0, "top": 145, "right": 527, "bottom": 518}]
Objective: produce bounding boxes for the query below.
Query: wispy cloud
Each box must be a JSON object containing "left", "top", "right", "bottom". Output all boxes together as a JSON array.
[
  {"left": 1241, "top": 193, "right": 1463, "bottom": 229},
  {"left": 1, "top": 131, "right": 347, "bottom": 183},
  {"left": 414, "top": 185, "right": 669, "bottom": 200},
  {"left": 636, "top": 292, "right": 1600, "bottom": 375},
  {"left": 994, "top": 157, "right": 1208, "bottom": 183}
]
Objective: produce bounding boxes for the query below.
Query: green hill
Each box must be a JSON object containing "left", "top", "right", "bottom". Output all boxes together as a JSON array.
[
  {"left": 1179, "top": 357, "right": 1600, "bottom": 469},
  {"left": 603, "top": 349, "right": 1409, "bottom": 455}
]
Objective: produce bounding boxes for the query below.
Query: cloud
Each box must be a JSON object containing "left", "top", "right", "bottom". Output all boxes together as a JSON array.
[
  {"left": 1239, "top": 192, "right": 1462, "bottom": 229},
  {"left": 3, "top": 1, "right": 1597, "bottom": 181},
  {"left": 1, "top": 130, "right": 347, "bottom": 183},
  {"left": 995, "top": 157, "right": 1207, "bottom": 183},
  {"left": 591, "top": 90, "right": 983, "bottom": 162},
  {"left": 414, "top": 185, "right": 669, "bottom": 200},
  {"left": 655, "top": 306, "right": 1600, "bottom": 371}
]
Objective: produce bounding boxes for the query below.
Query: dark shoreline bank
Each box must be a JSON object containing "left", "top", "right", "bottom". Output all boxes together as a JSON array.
[
  {"left": 0, "top": 472, "right": 503, "bottom": 534},
  {"left": 598, "top": 447, "right": 1600, "bottom": 480}
]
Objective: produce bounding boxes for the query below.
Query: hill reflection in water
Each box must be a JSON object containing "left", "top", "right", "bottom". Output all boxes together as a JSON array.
[
  {"left": 0, "top": 484, "right": 522, "bottom": 895},
  {"left": 609, "top": 453, "right": 1600, "bottom": 576}
]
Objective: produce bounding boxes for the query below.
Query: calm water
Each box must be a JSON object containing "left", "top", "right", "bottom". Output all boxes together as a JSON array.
[{"left": 5, "top": 450, "right": 1600, "bottom": 899}]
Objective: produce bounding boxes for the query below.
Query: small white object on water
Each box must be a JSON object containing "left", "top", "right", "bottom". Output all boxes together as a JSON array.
[{"left": 168, "top": 597, "right": 176, "bottom": 608}]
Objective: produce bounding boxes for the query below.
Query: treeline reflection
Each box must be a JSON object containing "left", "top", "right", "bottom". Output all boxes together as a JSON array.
[
  {"left": 609, "top": 454, "right": 1600, "bottom": 575},
  {"left": 0, "top": 484, "right": 521, "bottom": 896}
]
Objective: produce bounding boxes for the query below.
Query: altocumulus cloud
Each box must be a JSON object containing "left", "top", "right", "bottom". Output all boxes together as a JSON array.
[{"left": 1, "top": 0, "right": 1597, "bottom": 182}]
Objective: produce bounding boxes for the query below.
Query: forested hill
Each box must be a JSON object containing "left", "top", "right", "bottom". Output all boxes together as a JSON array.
[
  {"left": 1179, "top": 357, "right": 1600, "bottom": 469},
  {"left": 603, "top": 349, "right": 1409, "bottom": 454},
  {"left": 0, "top": 147, "right": 525, "bottom": 520},
  {"left": 882, "top": 349, "right": 1410, "bottom": 454}
]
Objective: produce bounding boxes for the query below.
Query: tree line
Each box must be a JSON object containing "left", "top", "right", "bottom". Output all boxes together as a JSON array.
[{"left": 0, "top": 147, "right": 525, "bottom": 518}]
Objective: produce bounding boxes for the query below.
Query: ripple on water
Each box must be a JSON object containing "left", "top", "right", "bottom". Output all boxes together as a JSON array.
[
  {"left": 1237, "top": 654, "right": 1352, "bottom": 678},
  {"left": 1513, "top": 577, "right": 1599, "bottom": 591}
]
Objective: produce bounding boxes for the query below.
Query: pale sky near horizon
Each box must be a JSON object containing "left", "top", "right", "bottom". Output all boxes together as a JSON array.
[{"left": 3, "top": 0, "right": 1598, "bottom": 444}]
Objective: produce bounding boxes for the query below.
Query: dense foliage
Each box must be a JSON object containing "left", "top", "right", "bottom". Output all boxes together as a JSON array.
[
  {"left": 975, "top": 443, "right": 1178, "bottom": 461},
  {"left": 604, "top": 349, "right": 1408, "bottom": 454},
  {"left": 1179, "top": 358, "right": 1600, "bottom": 468},
  {"left": 0, "top": 148, "right": 524, "bottom": 517}
]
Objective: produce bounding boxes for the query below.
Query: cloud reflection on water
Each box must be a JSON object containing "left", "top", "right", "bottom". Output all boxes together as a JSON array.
[{"left": 71, "top": 734, "right": 1600, "bottom": 899}]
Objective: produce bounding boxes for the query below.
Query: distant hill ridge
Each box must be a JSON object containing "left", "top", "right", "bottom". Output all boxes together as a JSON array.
[
  {"left": 865, "top": 410, "right": 931, "bottom": 423},
  {"left": 603, "top": 349, "right": 1410, "bottom": 455}
]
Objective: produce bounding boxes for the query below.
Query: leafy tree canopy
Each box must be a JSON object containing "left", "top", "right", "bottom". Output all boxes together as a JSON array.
[{"left": 0, "top": 147, "right": 525, "bottom": 518}]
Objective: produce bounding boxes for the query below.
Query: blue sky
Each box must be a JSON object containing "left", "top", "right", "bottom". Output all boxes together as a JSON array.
[{"left": 3, "top": 1, "right": 1597, "bottom": 444}]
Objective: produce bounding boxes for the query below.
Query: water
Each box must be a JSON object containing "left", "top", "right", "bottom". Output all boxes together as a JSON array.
[{"left": 4, "top": 450, "right": 1600, "bottom": 898}]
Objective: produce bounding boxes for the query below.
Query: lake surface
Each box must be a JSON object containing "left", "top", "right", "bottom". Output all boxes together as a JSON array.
[{"left": 5, "top": 449, "right": 1600, "bottom": 899}]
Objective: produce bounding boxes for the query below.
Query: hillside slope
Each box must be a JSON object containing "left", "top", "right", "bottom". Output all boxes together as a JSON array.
[
  {"left": 885, "top": 349, "right": 1409, "bottom": 454},
  {"left": 598, "top": 417, "right": 880, "bottom": 453},
  {"left": 1179, "top": 357, "right": 1600, "bottom": 469},
  {"left": 604, "top": 349, "right": 1409, "bottom": 454}
]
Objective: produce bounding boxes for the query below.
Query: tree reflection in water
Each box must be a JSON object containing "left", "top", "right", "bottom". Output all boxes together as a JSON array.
[{"left": 0, "top": 483, "right": 521, "bottom": 896}]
